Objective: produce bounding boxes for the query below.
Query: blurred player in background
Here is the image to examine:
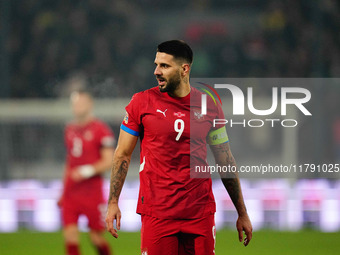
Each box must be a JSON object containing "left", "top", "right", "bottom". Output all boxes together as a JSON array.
[
  {"left": 106, "top": 40, "right": 252, "bottom": 254},
  {"left": 59, "top": 90, "right": 115, "bottom": 255}
]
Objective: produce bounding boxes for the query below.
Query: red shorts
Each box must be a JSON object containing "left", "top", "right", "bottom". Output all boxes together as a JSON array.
[
  {"left": 62, "top": 197, "right": 106, "bottom": 231},
  {"left": 141, "top": 214, "right": 216, "bottom": 255}
]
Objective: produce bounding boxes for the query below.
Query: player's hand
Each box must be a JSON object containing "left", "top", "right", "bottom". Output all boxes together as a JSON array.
[
  {"left": 70, "top": 168, "right": 85, "bottom": 182},
  {"left": 57, "top": 196, "right": 63, "bottom": 208},
  {"left": 106, "top": 202, "right": 121, "bottom": 239},
  {"left": 236, "top": 213, "right": 253, "bottom": 246}
]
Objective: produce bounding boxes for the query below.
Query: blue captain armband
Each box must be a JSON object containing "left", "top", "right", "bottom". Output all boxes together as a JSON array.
[
  {"left": 207, "top": 126, "right": 229, "bottom": 145},
  {"left": 120, "top": 124, "right": 140, "bottom": 136}
]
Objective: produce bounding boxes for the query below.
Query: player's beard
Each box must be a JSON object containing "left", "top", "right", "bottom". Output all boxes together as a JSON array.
[{"left": 158, "top": 72, "right": 181, "bottom": 94}]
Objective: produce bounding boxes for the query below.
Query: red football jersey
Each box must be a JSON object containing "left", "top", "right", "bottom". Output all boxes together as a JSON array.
[
  {"left": 121, "top": 87, "right": 226, "bottom": 219},
  {"left": 64, "top": 119, "right": 115, "bottom": 200}
]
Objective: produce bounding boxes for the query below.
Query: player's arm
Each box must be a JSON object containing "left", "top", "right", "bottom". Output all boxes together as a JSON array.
[
  {"left": 71, "top": 147, "right": 115, "bottom": 182},
  {"left": 209, "top": 137, "right": 253, "bottom": 246},
  {"left": 106, "top": 129, "right": 138, "bottom": 238},
  {"left": 57, "top": 165, "right": 68, "bottom": 207},
  {"left": 93, "top": 146, "right": 115, "bottom": 174}
]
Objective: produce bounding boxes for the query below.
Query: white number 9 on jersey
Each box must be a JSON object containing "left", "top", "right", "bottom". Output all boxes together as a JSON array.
[{"left": 174, "top": 119, "right": 184, "bottom": 141}]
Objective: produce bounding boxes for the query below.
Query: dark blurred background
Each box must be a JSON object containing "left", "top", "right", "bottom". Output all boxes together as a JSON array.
[{"left": 1, "top": 0, "right": 340, "bottom": 98}]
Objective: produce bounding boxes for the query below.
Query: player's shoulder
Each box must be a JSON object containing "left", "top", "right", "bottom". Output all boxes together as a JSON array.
[
  {"left": 189, "top": 86, "right": 212, "bottom": 103},
  {"left": 145, "top": 86, "right": 160, "bottom": 94},
  {"left": 129, "top": 86, "right": 160, "bottom": 103},
  {"left": 190, "top": 86, "right": 203, "bottom": 96},
  {"left": 65, "top": 119, "right": 110, "bottom": 130},
  {"left": 133, "top": 86, "right": 159, "bottom": 98},
  {"left": 89, "top": 119, "right": 114, "bottom": 138}
]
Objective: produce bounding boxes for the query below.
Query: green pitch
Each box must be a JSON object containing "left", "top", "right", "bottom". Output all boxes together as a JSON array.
[{"left": 0, "top": 229, "right": 339, "bottom": 255}]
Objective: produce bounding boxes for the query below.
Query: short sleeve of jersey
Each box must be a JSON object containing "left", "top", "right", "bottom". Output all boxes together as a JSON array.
[
  {"left": 121, "top": 92, "right": 142, "bottom": 136},
  {"left": 97, "top": 122, "right": 116, "bottom": 148},
  {"left": 207, "top": 101, "right": 229, "bottom": 145},
  {"left": 212, "top": 100, "right": 225, "bottom": 130}
]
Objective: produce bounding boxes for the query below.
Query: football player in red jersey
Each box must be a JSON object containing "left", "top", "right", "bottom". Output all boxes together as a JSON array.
[
  {"left": 106, "top": 40, "right": 252, "bottom": 254},
  {"left": 59, "top": 90, "right": 115, "bottom": 255}
]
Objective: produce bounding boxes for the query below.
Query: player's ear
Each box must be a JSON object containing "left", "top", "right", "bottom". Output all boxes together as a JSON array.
[{"left": 181, "top": 63, "right": 190, "bottom": 77}]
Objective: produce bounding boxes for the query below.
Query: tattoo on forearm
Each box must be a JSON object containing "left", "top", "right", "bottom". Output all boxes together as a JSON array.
[
  {"left": 222, "top": 178, "right": 240, "bottom": 208},
  {"left": 108, "top": 159, "right": 129, "bottom": 202},
  {"left": 211, "top": 142, "right": 246, "bottom": 214}
]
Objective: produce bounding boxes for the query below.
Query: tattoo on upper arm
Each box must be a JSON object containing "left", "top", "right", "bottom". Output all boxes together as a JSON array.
[
  {"left": 108, "top": 159, "right": 129, "bottom": 202},
  {"left": 211, "top": 143, "right": 236, "bottom": 170}
]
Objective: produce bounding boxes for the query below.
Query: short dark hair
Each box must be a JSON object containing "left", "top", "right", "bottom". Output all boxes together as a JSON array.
[
  {"left": 157, "top": 40, "right": 193, "bottom": 64},
  {"left": 74, "top": 88, "right": 92, "bottom": 97}
]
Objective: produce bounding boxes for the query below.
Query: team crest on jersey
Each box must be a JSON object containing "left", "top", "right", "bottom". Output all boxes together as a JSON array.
[
  {"left": 193, "top": 109, "right": 204, "bottom": 120},
  {"left": 173, "top": 112, "right": 186, "bottom": 118},
  {"left": 84, "top": 130, "right": 93, "bottom": 141},
  {"left": 124, "top": 112, "right": 129, "bottom": 124},
  {"left": 141, "top": 248, "right": 148, "bottom": 255}
]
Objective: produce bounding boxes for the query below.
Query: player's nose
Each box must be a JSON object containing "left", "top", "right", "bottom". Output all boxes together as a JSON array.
[{"left": 154, "top": 65, "right": 162, "bottom": 76}]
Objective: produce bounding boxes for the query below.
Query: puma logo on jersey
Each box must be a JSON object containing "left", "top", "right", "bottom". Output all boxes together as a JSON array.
[{"left": 156, "top": 109, "right": 167, "bottom": 117}]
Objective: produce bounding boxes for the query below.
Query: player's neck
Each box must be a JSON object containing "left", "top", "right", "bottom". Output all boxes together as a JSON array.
[
  {"left": 168, "top": 81, "right": 191, "bottom": 98},
  {"left": 75, "top": 114, "right": 94, "bottom": 126}
]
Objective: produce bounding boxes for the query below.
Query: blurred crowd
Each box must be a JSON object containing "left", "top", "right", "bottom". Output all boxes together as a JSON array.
[{"left": 6, "top": 0, "right": 340, "bottom": 98}]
